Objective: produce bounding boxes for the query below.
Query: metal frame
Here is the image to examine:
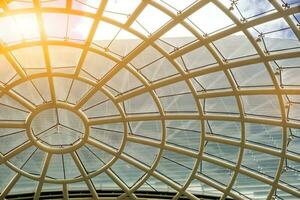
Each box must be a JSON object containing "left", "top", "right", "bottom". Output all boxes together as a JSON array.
[{"left": 0, "top": 0, "right": 299, "bottom": 199}]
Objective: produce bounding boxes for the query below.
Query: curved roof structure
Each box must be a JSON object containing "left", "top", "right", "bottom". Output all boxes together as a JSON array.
[{"left": 0, "top": 0, "right": 300, "bottom": 199}]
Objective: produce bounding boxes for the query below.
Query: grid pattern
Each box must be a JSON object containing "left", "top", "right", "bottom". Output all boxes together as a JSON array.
[{"left": 0, "top": 0, "right": 300, "bottom": 199}]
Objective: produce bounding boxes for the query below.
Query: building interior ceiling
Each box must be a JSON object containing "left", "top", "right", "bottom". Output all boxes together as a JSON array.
[{"left": 0, "top": 0, "right": 300, "bottom": 199}]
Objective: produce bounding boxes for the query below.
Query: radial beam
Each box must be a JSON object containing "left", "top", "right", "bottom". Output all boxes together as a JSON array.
[
  {"left": 71, "top": 152, "right": 98, "bottom": 200},
  {"left": 33, "top": 153, "right": 52, "bottom": 200},
  {"left": 33, "top": 0, "right": 56, "bottom": 103},
  {"left": 73, "top": 0, "right": 108, "bottom": 76},
  {"left": 0, "top": 173, "right": 21, "bottom": 199},
  {"left": 2, "top": 141, "right": 33, "bottom": 163}
]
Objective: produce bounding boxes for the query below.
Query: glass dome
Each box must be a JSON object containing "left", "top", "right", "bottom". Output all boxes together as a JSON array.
[{"left": 0, "top": 0, "right": 300, "bottom": 199}]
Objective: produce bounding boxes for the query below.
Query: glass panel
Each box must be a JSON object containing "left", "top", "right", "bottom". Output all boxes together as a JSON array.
[
  {"left": 287, "top": 128, "right": 300, "bottom": 155},
  {"left": 104, "top": 0, "right": 141, "bottom": 24},
  {"left": 63, "top": 153, "right": 81, "bottom": 179},
  {"left": 226, "top": 0, "right": 274, "bottom": 20},
  {"left": 0, "top": 55, "right": 17, "bottom": 84},
  {"left": 156, "top": 150, "right": 195, "bottom": 185},
  {"left": 158, "top": 24, "right": 196, "bottom": 52},
  {"left": 82, "top": 51, "right": 116, "bottom": 80},
  {"left": 129, "top": 121, "right": 162, "bottom": 140},
  {"left": 205, "top": 141, "right": 239, "bottom": 163},
  {"left": 22, "top": 149, "right": 46, "bottom": 175},
  {"left": 213, "top": 32, "right": 257, "bottom": 61},
  {"left": 188, "top": 2, "right": 234, "bottom": 35},
  {"left": 13, "top": 14, "right": 40, "bottom": 41},
  {"left": 111, "top": 159, "right": 145, "bottom": 187},
  {"left": 280, "top": 159, "right": 300, "bottom": 190},
  {"left": 233, "top": 174, "right": 271, "bottom": 200},
  {"left": 133, "top": 5, "right": 171, "bottom": 34},
  {"left": 246, "top": 123, "right": 282, "bottom": 148},
  {"left": 139, "top": 176, "right": 176, "bottom": 193},
  {"left": 131, "top": 46, "right": 162, "bottom": 69},
  {"left": 176, "top": 46, "right": 217, "bottom": 70},
  {"left": 12, "top": 46, "right": 45, "bottom": 69},
  {"left": 77, "top": 145, "right": 105, "bottom": 173},
  {"left": 43, "top": 13, "right": 68, "bottom": 39},
  {"left": 9, "top": 146, "right": 36, "bottom": 169},
  {"left": 67, "top": 15, "right": 93, "bottom": 42},
  {"left": 140, "top": 57, "right": 178, "bottom": 82},
  {"left": 107, "top": 69, "right": 142, "bottom": 94},
  {"left": 0, "top": 129, "right": 27, "bottom": 155},
  {"left": 204, "top": 96, "right": 239, "bottom": 114},
  {"left": 12, "top": 81, "right": 45, "bottom": 105},
  {"left": 84, "top": 100, "right": 119, "bottom": 118},
  {"left": 207, "top": 120, "right": 241, "bottom": 139},
  {"left": 201, "top": 161, "right": 233, "bottom": 186},
  {"left": 0, "top": 94, "right": 29, "bottom": 120},
  {"left": 92, "top": 172, "right": 121, "bottom": 190},
  {"left": 107, "top": 30, "right": 142, "bottom": 57},
  {"left": 49, "top": 46, "right": 82, "bottom": 68},
  {"left": 0, "top": 165, "right": 15, "bottom": 191},
  {"left": 242, "top": 148, "right": 280, "bottom": 178},
  {"left": 8, "top": 1, "right": 33, "bottom": 9},
  {"left": 85, "top": 143, "right": 114, "bottom": 164},
  {"left": 166, "top": 120, "right": 201, "bottom": 150},
  {"left": 160, "top": 93, "right": 197, "bottom": 113},
  {"left": 231, "top": 63, "right": 273, "bottom": 87},
  {"left": 282, "top": 68, "right": 300, "bottom": 86},
  {"left": 241, "top": 95, "right": 281, "bottom": 118},
  {"left": 67, "top": 80, "right": 92, "bottom": 104},
  {"left": 41, "top": 0, "right": 66, "bottom": 8},
  {"left": 124, "top": 93, "right": 159, "bottom": 114},
  {"left": 195, "top": 71, "right": 231, "bottom": 90},
  {"left": 90, "top": 123, "right": 124, "bottom": 149},
  {"left": 46, "top": 154, "right": 65, "bottom": 179},
  {"left": 72, "top": 0, "right": 101, "bottom": 13},
  {"left": 124, "top": 141, "right": 158, "bottom": 166},
  {"left": 8, "top": 176, "right": 37, "bottom": 195}
]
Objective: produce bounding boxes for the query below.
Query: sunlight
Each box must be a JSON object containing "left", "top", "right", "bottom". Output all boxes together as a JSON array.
[{"left": 14, "top": 14, "right": 40, "bottom": 40}]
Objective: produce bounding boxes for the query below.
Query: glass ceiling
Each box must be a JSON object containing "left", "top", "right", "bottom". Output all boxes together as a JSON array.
[{"left": 0, "top": 0, "right": 300, "bottom": 199}]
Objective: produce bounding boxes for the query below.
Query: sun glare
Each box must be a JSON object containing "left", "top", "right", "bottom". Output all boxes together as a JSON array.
[{"left": 14, "top": 14, "right": 40, "bottom": 40}]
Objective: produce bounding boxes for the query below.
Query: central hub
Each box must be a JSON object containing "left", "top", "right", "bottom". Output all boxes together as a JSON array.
[{"left": 26, "top": 103, "right": 89, "bottom": 154}]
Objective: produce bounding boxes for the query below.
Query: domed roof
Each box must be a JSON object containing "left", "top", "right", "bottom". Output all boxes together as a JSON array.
[{"left": 0, "top": 0, "right": 299, "bottom": 199}]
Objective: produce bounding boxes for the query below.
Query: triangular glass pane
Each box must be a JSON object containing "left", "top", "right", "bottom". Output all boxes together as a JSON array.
[
  {"left": 8, "top": 176, "right": 38, "bottom": 195},
  {"left": 13, "top": 81, "right": 44, "bottom": 105},
  {"left": 124, "top": 93, "right": 159, "bottom": 114},
  {"left": 90, "top": 124, "right": 123, "bottom": 149},
  {"left": 111, "top": 159, "right": 145, "bottom": 188},
  {"left": 107, "top": 68, "right": 142, "bottom": 94},
  {"left": 12, "top": 46, "right": 45, "bottom": 69},
  {"left": 0, "top": 164, "right": 16, "bottom": 192},
  {"left": 76, "top": 145, "right": 105, "bottom": 173},
  {"left": 129, "top": 121, "right": 162, "bottom": 140},
  {"left": 63, "top": 153, "right": 81, "bottom": 179},
  {"left": 92, "top": 172, "right": 121, "bottom": 191},
  {"left": 166, "top": 120, "right": 201, "bottom": 150},
  {"left": 46, "top": 154, "right": 64, "bottom": 179},
  {"left": 0, "top": 129, "right": 28, "bottom": 154},
  {"left": 123, "top": 141, "right": 159, "bottom": 166},
  {"left": 0, "top": 55, "right": 17, "bottom": 84},
  {"left": 22, "top": 148, "right": 46, "bottom": 176},
  {"left": 9, "top": 146, "right": 36, "bottom": 169},
  {"left": 82, "top": 51, "right": 116, "bottom": 80},
  {"left": 177, "top": 46, "right": 216, "bottom": 70},
  {"left": 156, "top": 150, "right": 195, "bottom": 185},
  {"left": 67, "top": 80, "right": 92, "bottom": 104}
]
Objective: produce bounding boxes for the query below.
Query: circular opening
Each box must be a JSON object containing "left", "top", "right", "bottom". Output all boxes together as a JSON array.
[{"left": 27, "top": 103, "right": 89, "bottom": 154}]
